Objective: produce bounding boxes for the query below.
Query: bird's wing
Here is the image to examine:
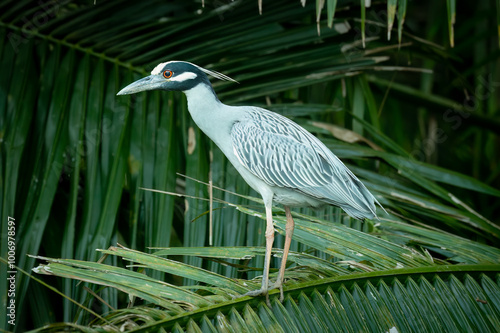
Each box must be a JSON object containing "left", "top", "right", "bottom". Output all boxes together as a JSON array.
[{"left": 230, "top": 107, "right": 378, "bottom": 218}]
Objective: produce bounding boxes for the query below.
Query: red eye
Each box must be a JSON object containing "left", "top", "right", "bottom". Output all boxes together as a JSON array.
[{"left": 163, "top": 70, "right": 173, "bottom": 79}]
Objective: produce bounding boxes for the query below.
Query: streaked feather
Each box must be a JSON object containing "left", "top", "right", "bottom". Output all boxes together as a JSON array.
[{"left": 231, "top": 107, "right": 382, "bottom": 219}]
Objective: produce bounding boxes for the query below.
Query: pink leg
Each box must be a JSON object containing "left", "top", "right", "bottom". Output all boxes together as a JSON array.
[
  {"left": 242, "top": 202, "right": 274, "bottom": 306},
  {"left": 271, "top": 205, "right": 294, "bottom": 301}
]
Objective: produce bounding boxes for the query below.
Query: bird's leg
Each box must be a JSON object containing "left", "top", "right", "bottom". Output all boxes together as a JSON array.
[
  {"left": 271, "top": 205, "right": 295, "bottom": 301},
  {"left": 262, "top": 204, "right": 275, "bottom": 304},
  {"left": 241, "top": 203, "right": 274, "bottom": 306}
]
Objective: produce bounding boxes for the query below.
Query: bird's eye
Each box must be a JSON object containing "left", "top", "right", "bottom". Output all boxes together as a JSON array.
[{"left": 163, "top": 70, "right": 173, "bottom": 79}]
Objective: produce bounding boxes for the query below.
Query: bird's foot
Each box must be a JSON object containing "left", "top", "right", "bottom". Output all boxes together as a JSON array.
[
  {"left": 241, "top": 288, "right": 268, "bottom": 297},
  {"left": 269, "top": 282, "right": 284, "bottom": 302},
  {"left": 240, "top": 288, "right": 271, "bottom": 306},
  {"left": 239, "top": 281, "right": 284, "bottom": 306}
]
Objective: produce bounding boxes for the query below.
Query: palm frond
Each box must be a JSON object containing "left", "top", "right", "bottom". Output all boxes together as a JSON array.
[{"left": 31, "top": 243, "right": 500, "bottom": 332}]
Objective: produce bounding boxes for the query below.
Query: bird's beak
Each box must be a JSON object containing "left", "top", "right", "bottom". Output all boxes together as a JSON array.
[{"left": 116, "top": 75, "right": 165, "bottom": 95}]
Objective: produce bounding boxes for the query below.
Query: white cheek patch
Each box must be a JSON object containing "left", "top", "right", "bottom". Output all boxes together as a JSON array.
[
  {"left": 151, "top": 62, "right": 168, "bottom": 75},
  {"left": 171, "top": 72, "right": 197, "bottom": 82}
]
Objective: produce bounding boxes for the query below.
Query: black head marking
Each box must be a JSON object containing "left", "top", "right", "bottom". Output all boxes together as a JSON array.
[{"left": 117, "top": 61, "right": 236, "bottom": 95}]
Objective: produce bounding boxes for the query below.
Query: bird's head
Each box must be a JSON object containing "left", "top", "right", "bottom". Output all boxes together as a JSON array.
[{"left": 117, "top": 61, "right": 236, "bottom": 96}]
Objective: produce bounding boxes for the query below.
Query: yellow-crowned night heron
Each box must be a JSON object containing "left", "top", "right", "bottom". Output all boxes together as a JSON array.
[{"left": 117, "top": 61, "right": 383, "bottom": 303}]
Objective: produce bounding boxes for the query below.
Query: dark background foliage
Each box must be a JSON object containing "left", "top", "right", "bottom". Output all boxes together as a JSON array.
[{"left": 1, "top": 0, "right": 499, "bottom": 331}]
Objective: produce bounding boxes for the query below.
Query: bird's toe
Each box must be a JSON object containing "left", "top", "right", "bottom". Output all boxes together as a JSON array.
[
  {"left": 240, "top": 288, "right": 271, "bottom": 306},
  {"left": 241, "top": 288, "right": 268, "bottom": 297},
  {"left": 274, "top": 285, "right": 284, "bottom": 302},
  {"left": 269, "top": 282, "right": 284, "bottom": 302}
]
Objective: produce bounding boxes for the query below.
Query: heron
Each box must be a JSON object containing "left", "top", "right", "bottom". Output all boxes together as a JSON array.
[{"left": 117, "top": 61, "right": 383, "bottom": 303}]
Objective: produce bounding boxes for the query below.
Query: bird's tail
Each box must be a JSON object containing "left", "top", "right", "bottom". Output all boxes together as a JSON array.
[{"left": 342, "top": 178, "right": 387, "bottom": 220}]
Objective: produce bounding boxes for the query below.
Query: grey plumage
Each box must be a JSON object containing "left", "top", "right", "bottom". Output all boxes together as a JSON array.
[{"left": 231, "top": 107, "right": 381, "bottom": 219}]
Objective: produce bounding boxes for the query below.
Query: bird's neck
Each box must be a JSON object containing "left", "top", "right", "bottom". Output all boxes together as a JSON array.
[
  {"left": 183, "top": 83, "right": 239, "bottom": 142},
  {"left": 184, "top": 82, "right": 220, "bottom": 111}
]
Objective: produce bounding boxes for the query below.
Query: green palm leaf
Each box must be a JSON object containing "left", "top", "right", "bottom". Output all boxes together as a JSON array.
[{"left": 31, "top": 244, "right": 500, "bottom": 332}]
